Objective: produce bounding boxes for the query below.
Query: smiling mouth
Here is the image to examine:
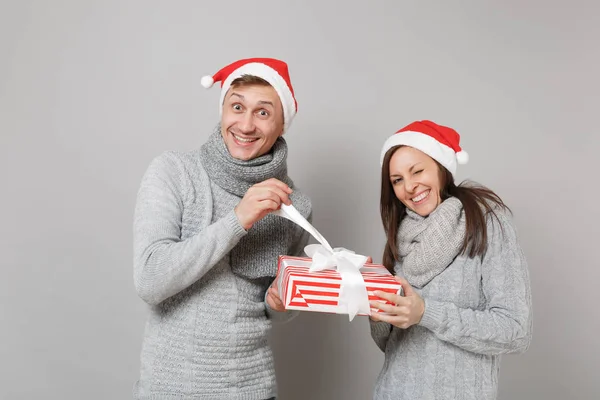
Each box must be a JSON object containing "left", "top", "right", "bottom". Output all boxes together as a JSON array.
[
  {"left": 411, "top": 189, "right": 430, "bottom": 204},
  {"left": 231, "top": 131, "right": 259, "bottom": 144}
]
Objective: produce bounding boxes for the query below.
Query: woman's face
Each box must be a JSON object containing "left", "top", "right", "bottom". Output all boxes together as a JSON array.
[{"left": 389, "top": 146, "right": 444, "bottom": 217}]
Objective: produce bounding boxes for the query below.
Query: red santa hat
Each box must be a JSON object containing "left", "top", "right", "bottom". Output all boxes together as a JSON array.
[
  {"left": 380, "top": 120, "right": 469, "bottom": 176},
  {"left": 201, "top": 57, "right": 297, "bottom": 132}
]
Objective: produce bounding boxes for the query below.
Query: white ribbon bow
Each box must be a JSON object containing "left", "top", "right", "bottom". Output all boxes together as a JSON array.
[{"left": 273, "top": 204, "right": 371, "bottom": 320}]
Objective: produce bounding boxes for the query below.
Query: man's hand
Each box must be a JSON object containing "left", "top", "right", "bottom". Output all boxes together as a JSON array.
[
  {"left": 369, "top": 276, "right": 425, "bottom": 329},
  {"left": 234, "top": 178, "right": 292, "bottom": 230},
  {"left": 266, "top": 285, "right": 286, "bottom": 312}
]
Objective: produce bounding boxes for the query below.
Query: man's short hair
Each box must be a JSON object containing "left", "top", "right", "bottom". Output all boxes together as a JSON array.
[{"left": 231, "top": 74, "right": 271, "bottom": 88}]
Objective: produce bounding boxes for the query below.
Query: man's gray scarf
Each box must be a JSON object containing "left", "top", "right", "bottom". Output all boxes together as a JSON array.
[{"left": 200, "top": 125, "right": 311, "bottom": 279}]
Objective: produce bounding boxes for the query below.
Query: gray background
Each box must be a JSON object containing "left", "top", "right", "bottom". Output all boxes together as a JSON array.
[{"left": 1, "top": 1, "right": 598, "bottom": 399}]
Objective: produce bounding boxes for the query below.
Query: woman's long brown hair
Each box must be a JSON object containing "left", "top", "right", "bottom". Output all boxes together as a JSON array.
[{"left": 381, "top": 146, "right": 510, "bottom": 273}]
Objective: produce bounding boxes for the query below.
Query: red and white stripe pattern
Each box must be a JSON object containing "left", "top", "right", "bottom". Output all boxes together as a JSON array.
[{"left": 275, "top": 256, "right": 402, "bottom": 316}]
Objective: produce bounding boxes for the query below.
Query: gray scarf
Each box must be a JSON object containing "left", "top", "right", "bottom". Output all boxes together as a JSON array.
[
  {"left": 200, "top": 125, "right": 311, "bottom": 279},
  {"left": 395, "top": 197, "right": 466, "bottom": 288}
]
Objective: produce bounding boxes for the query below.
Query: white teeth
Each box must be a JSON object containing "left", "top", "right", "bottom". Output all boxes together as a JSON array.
[
  {"left": 233, "top": 134, "right": 257, "bottom": 143},
  {"left": 412, "top": 190, "right": 430, "bottom": 202}
]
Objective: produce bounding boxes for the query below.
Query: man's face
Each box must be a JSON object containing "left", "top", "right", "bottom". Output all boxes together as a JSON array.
[{"left": 220, "top": 84, "right": 284, "bottom": 161}]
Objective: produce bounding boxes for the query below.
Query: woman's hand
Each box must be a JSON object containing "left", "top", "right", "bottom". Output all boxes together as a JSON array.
[{"left": 370, "top": 276, "right": 425, "bottom": 329}]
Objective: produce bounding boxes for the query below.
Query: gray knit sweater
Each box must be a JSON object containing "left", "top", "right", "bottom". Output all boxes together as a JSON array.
[
  {"left": 370, "top": 210, "right": 532, "bottom": 400},
  {"left": 132, "top": 150, "right": 308, "bottom": 399}
]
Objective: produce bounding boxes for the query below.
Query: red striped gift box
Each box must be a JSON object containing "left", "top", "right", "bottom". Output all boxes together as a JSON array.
[{"left": 275, "top": 255, "right": 403, "bottom": 316}]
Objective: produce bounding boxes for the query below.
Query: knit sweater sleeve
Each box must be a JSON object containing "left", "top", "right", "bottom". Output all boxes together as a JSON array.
[
  {"left": 369, "top": 320, "right": 393, "bottom": 352},
  {"left": 133, "top": 152, "right": 247, "bottom": 305},
  {"left": 417, "top": 212, "right": 532, "bottom": 355}
]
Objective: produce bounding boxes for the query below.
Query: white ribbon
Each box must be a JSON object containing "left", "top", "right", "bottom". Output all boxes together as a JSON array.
[{"left": 273, "top": 204, "right": 371, "bottom": 320}]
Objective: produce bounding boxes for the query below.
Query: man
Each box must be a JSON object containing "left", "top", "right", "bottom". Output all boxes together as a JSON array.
[{"left": 132, "top": 58, "right": 311, "bottom": 400}]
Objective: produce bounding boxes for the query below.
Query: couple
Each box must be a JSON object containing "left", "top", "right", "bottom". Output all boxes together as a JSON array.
[{"left": 132, "top": 58, "right": 532, "bottom": 400}]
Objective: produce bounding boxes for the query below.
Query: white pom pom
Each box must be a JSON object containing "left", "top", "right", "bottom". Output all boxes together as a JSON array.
[
  {"left": 456, "top": 150, "right": 469, "bottom": 164},
  {"left": 201, "top": 75, "right": 214, "bottom": 88}
]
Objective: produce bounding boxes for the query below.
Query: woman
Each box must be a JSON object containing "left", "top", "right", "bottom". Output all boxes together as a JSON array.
[{"left": 369, "top": 120, "right": 532, "bottom": 399}]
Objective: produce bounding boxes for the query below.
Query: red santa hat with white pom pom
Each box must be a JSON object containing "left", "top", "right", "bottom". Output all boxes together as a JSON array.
[
  {"left": 380, "top": 120, "right": 469, "bottom": 176},
  {"left": 201, "top": 57, "right": 297, "bottom": 132}
]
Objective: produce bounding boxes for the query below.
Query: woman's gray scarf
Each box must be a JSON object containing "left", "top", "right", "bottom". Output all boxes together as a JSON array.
[
  {"left": 200, "top": 125, "right": 311, "bottom": 279},
  {"left": 395, "top": 197, "right": 466, "bottom": 288}
]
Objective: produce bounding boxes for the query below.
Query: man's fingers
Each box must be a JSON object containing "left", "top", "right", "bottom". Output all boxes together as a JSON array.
[
  {"left": 262, "top": 190, "right": 284, "bottom": 206},
  {"left": 249, "top": 186, "right": 290, "bottom": 206},
  {"left": 260, "top": 199, "right": 281, "bottom": 211},
  {"left": 267, "top": 288, "right": 285, "bottom": 311},
  {"left": 266, "top": 293, "right": 276, "bottom": 309},
  {"left": 256, "top": 178, "right": 293, "bottom": 194},
  {"left": 269, "top": 288, "right": 283, "bottom": 307},
  {"left": 238, "top": 180, "right": 294, "bottom": 229},
  {"left": 265, "top": 187, "right": 291, "bottom": 206}
]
